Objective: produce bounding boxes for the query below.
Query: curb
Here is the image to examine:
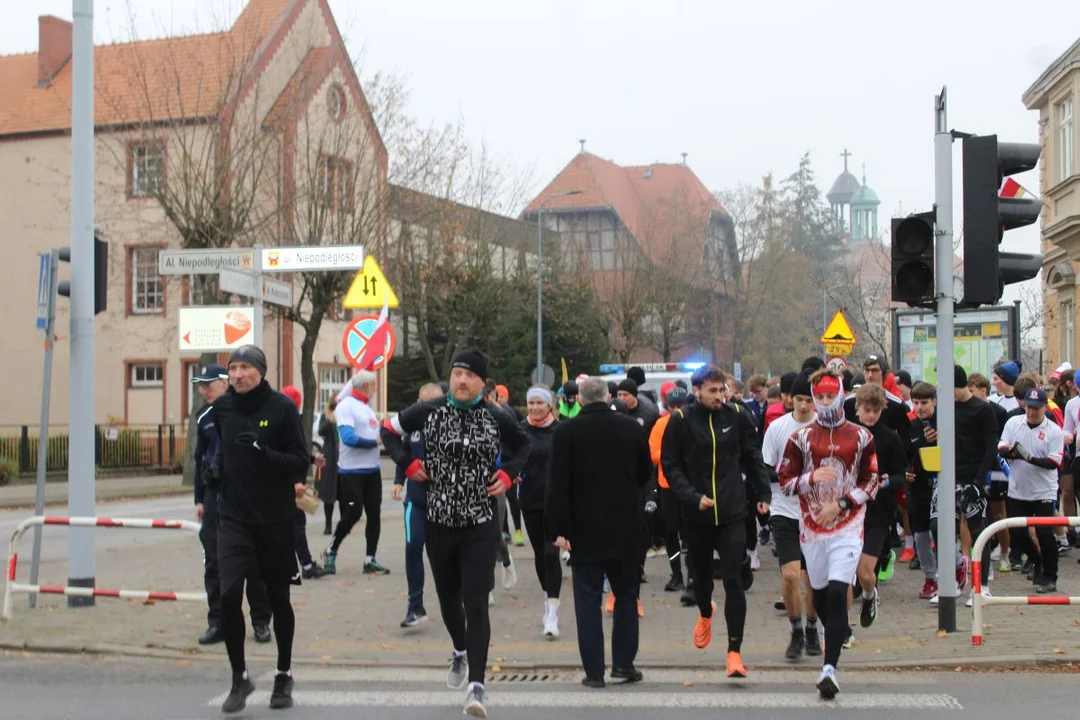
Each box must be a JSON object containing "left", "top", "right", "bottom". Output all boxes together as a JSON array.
[
  {"left": 4, "top": 640, "right": 1078, "bottom": 672},
  {"left": 0, "top": 486, "right": 190, "bottom": 511}
]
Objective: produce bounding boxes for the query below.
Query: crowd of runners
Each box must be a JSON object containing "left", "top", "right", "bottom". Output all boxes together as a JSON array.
[{"left": 191, "top": 344, "right": 1077, "bottom": 717}]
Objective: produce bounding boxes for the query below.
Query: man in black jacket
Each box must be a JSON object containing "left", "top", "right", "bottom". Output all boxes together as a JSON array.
[
  {"left": 662, "top": 365, "right": 771, "bottom": 680},
  {"left": 209, "top": 345, "right": 311, "bottom": 714},
  {"left": 381, "top": 349, "right": 529, "bottom": 719},
  {"left": 192, "top": 364, "right": 270, "bottom": 647},
  {"left": 546, "top": 376, "right": 652, "bottom": 688}
]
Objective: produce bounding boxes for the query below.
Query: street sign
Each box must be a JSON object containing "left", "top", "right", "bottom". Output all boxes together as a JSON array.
[
  {"left": 261, "top": 245, "right": 363, "bottom": 273},
  {"left": 343, "top": 256, "right": 400, "bottom": 309},
  {"left": 219, "top": 268, "right": 293, "bottom": 308},
  {"left": 732, "top": 361, "right": 743, "bottom": 382},
  {"left": 178, "top": 306, "right": 255, "bottom": 350},
  {"left": 159, "top": 248, "right": 255, "bottom": 276},
  {"left": 823, "top": 342, "right": 854, "bottom": 357},
  {"left": 530, "top": 364, "right": 556, "bottom": 387},
  {"left": 827, "top": 356, "right": 848, "bottom": 371},
  {"left": 35, "top": 252, "right": 51, "bottom": 330},
  {"left": 342, "top": 314, "right": 396, "bottom": 371},
  {"left": 820, "top": 310, "right": 857, "bottom": 345}
]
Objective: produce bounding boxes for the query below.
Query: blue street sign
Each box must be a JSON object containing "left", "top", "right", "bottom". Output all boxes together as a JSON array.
[{"left": 35, "top": 252, "right": 51, "bottom": 331}]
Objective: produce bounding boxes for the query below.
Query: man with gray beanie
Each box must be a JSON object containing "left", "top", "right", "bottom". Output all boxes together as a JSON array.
[{"left": 208, "top": 345, "right": 311, "bottom": 713}]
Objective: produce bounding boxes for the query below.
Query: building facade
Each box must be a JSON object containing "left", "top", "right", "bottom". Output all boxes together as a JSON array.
[
  {"left": 0, "top": 0, "right": 386, "bottom": 429},
  {"left": 1025, "top": 39, "right": 1080, "bottom": 369}
]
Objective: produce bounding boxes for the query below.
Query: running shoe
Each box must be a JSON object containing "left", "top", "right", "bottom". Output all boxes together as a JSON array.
[
  {"left": 221, "top": 672, "right": 255, "bottom": 714},
  {"left": 816, "top": 664, "right": 839, "bottom": 700},
  {"left": 447, "top": 654, "right": 468, "bottom": 689},
  {"left": 694, "top": 602, "right": 715, "bottom": 649},
  {"left": 664, "top": 576, "right": 684, "bottom": 592},
  {"left": 784, "top": 629, "right": 804, "bottom": 661},
  {"left": 843, "top": 627, "right": 854, "bottom": 649},
  {"left": 859, "top": 589, "right": 878, "bottom": 628},
  {"left": 269, "top": 673, "right": 294, "bottom": 710},
  {"left": 919, "top": 579, "right": 938, "bottom": 599},
  {"left": 804, "top": 626, "right": 822, "bottom": 656},
  {"left": 604, "top": 592, "right": 615, "bottom": 614},
  {"left": 502, "top": 557, "right": 518, "bottom": 590},
  {"left": 463, "top": 684, "right": 487, "bottom": 718},
  {"left": 401, "top": 608, "right": 428, "bottom": 628},
  {"left": 877, "top": 549, "right": 896, "bottom": 583},
  {"left": 321, "top": 548, "right": 337, "bottom": 575},
  {"left": 749, "top": 548, "right": 761, "bottom": 571},
  {"left": 363, "top": 559, "right": 391, "bottom": 575},
  {"left": 726, "top": 651, "right": 746, "bottom": 678},
  {"left": 956, "top": 556, "right": 969, "bottom": 591},
  {"left": 998, "top": 556, "right": 1013, "bottom": 573},
  {"left": 513, "top": 529, "right": 525, "bottom": 547},
  {"left": 899, "top": 547, "right": 916, "bottom": 563}
]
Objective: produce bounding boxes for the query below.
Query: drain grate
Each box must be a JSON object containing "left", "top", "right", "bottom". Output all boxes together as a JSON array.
[{"left": 488, "top": 672, "right": 567, "bottom": 683}]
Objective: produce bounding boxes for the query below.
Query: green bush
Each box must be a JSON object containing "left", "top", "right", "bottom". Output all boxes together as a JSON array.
[{"left": 0, "top": 457, "right": 17, "bottom": 487}]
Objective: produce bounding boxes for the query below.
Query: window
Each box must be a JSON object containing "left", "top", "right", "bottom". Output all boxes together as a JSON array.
[
  {"left": 319, "top": 156, "right": 354, "bottom": 214},
  {"left": 319, "top": 365, "right": 351, "bottom": 410},
  {"left": 1061, "top": 299, "right": 1074, "bottom": 365},
  {"left": 130, "top": 363, "right": 164, "bottom": 388},
  {"left": 704, "top": 220, "right": 730, "bottom": 281},
  {"left": 327, "top": 85, "right": 346, "bottom": 122},
  {"left": 129, "top": 142, "right": 164, "bottom": 197},
  {"left": 185, "top": 274, "right": 219, "bottom": 306},
  {"left": 130, "top": 247, "right": 164, "bottom": 314},
  {"left": 1059, "top": 97, "right": 1074, "bottom": 182}
]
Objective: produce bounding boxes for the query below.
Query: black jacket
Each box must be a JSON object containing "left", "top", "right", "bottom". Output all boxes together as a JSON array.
[
  {"left": 661, "top": 400, "right": 771, "bottom": 526},
  {"left": 545, "top": 403, "right": 651, "bottom": 563},
  {"left": 392, "top": 432, "right": 429, "bottom": 508},
  {"left": 210, "top": 380, "right": 310, "bottom": 524},
  {"left": 907, "top": 410, "right": 937, "bottom": 492},
  {"left": 861, "top": 420, "right": 908, "bottom": 526},
  {"left": 845, "top": 394, "right": 911, "bottom": 442},
  {"left": 193, "top": 403, "right": 218, "bottom": 506},
  {"left": 519, "top": 419, "right": 557, "bottom": 514},
  {"left": 316, "top": 415, "right": 339, "bottom": 506}
]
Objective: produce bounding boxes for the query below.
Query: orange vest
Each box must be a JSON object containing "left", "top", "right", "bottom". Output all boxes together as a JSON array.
[{"left": 649, "top": 413, "right": 672, "bottom": 488}]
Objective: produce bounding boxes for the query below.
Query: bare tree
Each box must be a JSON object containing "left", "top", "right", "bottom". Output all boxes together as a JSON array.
[{"left": 827, "top": 239, "right": 893, "bottom": 358}]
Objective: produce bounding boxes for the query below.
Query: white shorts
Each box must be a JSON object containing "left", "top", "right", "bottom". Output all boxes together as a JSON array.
[{"left": 801, "top": 534, "right": 863, "bottom": 590}]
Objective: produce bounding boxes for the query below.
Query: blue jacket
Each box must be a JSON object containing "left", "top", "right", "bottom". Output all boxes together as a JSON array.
[
  {"left": 392, "top": 431, "right": 428, "bottom": 507},
  {"left": 193, "top": 404, "right": 219, "bottom": 505}
]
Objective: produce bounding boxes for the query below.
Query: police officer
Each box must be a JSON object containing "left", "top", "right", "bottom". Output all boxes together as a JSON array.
[{"left": 192, "top": 363, "right": 271, "bottom": 646}]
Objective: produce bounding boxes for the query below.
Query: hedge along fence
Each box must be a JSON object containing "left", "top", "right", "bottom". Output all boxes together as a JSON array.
[{"left": 0, "top": 425, "right": 187, "bottom": 474}]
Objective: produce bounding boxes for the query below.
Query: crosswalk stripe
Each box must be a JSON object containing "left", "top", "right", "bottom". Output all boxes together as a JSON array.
[
  {"left": 210, "top": 690, "right": 962, "bottom": 710},
  {"left": 256, "top": 668, "right": 941, "bottom": 686}
]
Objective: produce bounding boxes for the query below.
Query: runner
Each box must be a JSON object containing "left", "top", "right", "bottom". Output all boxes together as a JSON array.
[
  {"left": 906, "top": 382, "right": 940, "bottom": 598},
  {"left": 662, "top": 365, "right": 771, "bottom": 680},
  {"left": 324, "top": 370, "right": 390, "bottom": 576},
  {"left": 391, "top": 382, "right": 446, "bottom": 628},
  {"left": 761, "top": 371, "right": 821, "bottom": 661},
  {"left": 969, "top": 372, "right": 1013, "bottom": 573},
  {"left": 778, "top": 368, "right": 878, "bottom": 700},
  {"left": 649, "top": 387, "right": 690, "bottom": 593},
  {"left": 381, "top": 349, "right": 530, "bottom": 718}
]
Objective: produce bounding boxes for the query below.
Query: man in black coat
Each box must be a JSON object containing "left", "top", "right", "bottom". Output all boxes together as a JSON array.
[{"left": 546, "top": 377, "right": 652, "bottom": 688}]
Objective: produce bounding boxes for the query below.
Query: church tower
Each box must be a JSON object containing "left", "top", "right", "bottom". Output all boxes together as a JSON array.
[
  {"left": 826, "top": 149, "right": 861, "bottom": 232},
  {"left": 849, "top": 165, "right": 881, "bottom": 242}
]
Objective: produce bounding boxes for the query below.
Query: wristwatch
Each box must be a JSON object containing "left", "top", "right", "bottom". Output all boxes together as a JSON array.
[{"left": 838, "top": 497, "right": 853, "bottom": 511}]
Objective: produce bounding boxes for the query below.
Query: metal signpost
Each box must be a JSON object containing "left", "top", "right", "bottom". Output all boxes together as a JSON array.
[{"left": 29, "top": 251, "right": 59, "bottom": 608}]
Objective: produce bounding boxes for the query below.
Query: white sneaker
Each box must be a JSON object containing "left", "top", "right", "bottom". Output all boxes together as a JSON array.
[
  {"left": 816, "top": 664, "right": 839, "bottom": 699},
  {"left": 998, "top": 556, "right": 1013, "bottom": 573},
  {"left": 990, "top": 545, "right": 1001, "bottom": 560},
  {"left": 929, "top": 588, "right": 961, "bottom": 605},
  {"left": 502, "top": 557, "right": 518, "bottom": 590},
  {"left": 965, "top": 592, "right": 973, "bottom": 608},
  {"left": 488, "top": 591, "right": 494, "bottom": 607},
  {"left": 543, "top": 601, "right": 560, "bottom": 638},
  {"left": 749, "top": 549, "right": 761, "bottom": 571}
]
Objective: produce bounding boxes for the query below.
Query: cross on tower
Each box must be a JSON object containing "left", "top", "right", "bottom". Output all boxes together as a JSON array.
[
  {"left": 579, "top": 138, "right": 586, "bottom": 153},
  {"left": 840, "top": 148, "right": 852, "bottom": 173}
]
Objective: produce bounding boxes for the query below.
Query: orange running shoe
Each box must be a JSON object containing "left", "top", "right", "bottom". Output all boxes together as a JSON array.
[
  {"left": 693, "top": 602, "right": 715, "bottom": 649},
  {"left": 726, "top": 650, "right": 746, "bottom": 678},
  {"left": 604, "top": 593, "right": 615, "bottom": 614},
  {"left": 637, "top": 599, "right": 644, "bottom": 618},
  {"left": 899, "top": 547, "right": 916, "bottom": 563}
]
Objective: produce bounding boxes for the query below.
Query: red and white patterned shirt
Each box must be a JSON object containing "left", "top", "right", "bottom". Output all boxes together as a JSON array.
[{"left": 778, "top": 421, "right": 879, "bottom": 543}]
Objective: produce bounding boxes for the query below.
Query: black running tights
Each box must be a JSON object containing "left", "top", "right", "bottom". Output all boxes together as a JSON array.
[{"left": 812, "top": 580, "right": 849, "bottom": 669}]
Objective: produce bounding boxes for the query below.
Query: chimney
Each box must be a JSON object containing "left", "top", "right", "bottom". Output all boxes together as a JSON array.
[{"left": 38, "top": 15, "right": 73, "bottom": 86}]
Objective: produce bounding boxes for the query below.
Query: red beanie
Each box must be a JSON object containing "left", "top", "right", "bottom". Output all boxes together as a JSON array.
[{"left": 281, "top": 385, "right": 302, "bottom": 409}]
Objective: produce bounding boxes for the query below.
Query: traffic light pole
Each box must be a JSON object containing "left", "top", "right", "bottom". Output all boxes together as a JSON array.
[
  {"left": 934, "top": 88, "right": 957, "bottom": 631},
  {"left": 67, "top": 0, "right": 96, "bottom": 605}
]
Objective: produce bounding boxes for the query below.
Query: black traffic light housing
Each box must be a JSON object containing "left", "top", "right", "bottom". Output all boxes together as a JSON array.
[
  {"left": 961, "top": 135, "right": 1043, "bottom": 307},
  {"left": 57, "top": 231, "right": 108, "bottom": 315},
  {"left": 891, "top": 210, "right": 936, "bottom": 307}
]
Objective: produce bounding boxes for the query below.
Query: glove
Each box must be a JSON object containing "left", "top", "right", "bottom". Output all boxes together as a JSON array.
[
  {"left": 235, "top": 431, "right": 262, "bottom": 451},
  {"left": 644, "top": 500, "right": 658, "bottom": 514}
]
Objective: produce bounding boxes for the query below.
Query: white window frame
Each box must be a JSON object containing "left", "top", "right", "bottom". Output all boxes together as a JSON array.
[
  {"left": 131, "top": 143, "right": 164, "bottom": 197},
  {"left": 1061, "top": 299, "right": 1074, "bottom": 365},
  {"left": 130, "top": 363, "right": 164, "bottom": 389},
  {"left": 1059, "top": 97, "right": 1074, "bottom": 182},
  {"left": 131, "top": 247, "right": 164, "bottom": 314},
  {"left": 318, "top": 365, "right": 351, "bottom": 410}
]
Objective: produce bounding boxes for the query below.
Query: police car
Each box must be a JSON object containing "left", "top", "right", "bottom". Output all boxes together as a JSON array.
[{"left": 595, "top": 362, "right": 705, "bottom": 396}]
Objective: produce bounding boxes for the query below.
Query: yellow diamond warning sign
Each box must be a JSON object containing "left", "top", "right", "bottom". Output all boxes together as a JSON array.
[
  {"left": 820, "top": 310, "right": 856, "bottom": 346},
  {"left": 343, "top": 256, "right": 400, "bottom": 310}
]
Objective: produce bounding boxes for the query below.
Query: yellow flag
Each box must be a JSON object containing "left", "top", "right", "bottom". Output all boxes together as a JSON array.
[{"left": 560, "top": 357, "right": 569, "bottom": 386}]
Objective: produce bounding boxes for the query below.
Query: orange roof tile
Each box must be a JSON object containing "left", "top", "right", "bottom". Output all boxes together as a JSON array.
[
  {"left": 0, "top": 0, "right": 293, "bottom": 136},
  {"left": 524, "top": 152, "right": 728, "bottom": 264}
]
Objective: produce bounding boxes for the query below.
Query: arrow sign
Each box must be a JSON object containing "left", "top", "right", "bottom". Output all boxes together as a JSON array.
[{"left": 343, "top": 256, "right": 400, "bottom": 309}]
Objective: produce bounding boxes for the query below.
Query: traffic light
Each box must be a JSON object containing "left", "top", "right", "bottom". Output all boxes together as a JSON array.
[
  {"left": 57, "top": 231, "right": 108, "bottom": 315},
  {"left": 891, "top": 210, "right": 936, "bottom": 306},
  {"left": 961, "top": 135, "right": 1043, "bottom": 307}
]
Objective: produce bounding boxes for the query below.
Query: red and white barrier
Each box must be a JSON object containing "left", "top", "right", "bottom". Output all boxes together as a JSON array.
[
  {"left": 972, "top": 515, "right": 1080, "bottom": 645},
  {"left": 2, "top": 515, "right": 206, "bottom": 621}
]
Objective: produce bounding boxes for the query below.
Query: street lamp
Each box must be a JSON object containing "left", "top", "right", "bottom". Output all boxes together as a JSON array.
[{"left": 536, "top": 189, "right": 582, "bottom": 384}]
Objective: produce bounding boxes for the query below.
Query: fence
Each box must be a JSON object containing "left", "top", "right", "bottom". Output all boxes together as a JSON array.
[
  {"left": 971, "top": 515, "right": 1080, "bottom": 645},
  {"left": 0, "top": 424, "right": 187, "bottom": 474},
  {"left": 3, "top": 515, "right": 205, "bottom": 621}
]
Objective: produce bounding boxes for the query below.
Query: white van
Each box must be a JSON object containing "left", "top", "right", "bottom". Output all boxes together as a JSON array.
[{"left": 595, "top": 362, "right": 705, "bottom": 397}]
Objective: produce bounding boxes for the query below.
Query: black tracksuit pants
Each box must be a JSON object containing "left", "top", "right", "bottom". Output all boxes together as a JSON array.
[
  {"left": 683, "top": 519, "right": 747, "bottom": 653},
  {"left": 572, "top": 557, "right": 640, "bottom": 681},
  {"left": 199, "top": 491, "right": 270, "bottom": 629},
  {"left": 331, "top": 469, "right": 382, "bottom": 558}
]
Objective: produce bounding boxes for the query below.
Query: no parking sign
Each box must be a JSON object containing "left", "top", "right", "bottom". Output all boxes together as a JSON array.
[{"left": 342, "top": 315, "right": 396, "bottom": 371}]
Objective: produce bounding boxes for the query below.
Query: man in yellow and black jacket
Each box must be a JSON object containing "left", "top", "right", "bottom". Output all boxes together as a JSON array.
[{"left": 661, "top": 364, "right": 771, "bottom": 680}]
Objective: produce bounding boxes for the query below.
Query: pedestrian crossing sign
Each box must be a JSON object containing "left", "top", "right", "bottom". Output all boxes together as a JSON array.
[{"left": 820, "top": 310, "right": 857, "bottom": 346}]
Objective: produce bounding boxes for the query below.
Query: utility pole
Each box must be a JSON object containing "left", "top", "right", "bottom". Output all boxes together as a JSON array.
[{"left": 934, "top": 88, "right": 957, "bottom": 631}]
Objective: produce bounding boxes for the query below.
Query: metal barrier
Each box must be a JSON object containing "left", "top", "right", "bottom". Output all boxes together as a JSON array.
[
  {"left": 971, "top": 515, "right": 1080, "bottom": 645},
  {"left": 2, "top": 515, "right": 206, "bottom": 621}
]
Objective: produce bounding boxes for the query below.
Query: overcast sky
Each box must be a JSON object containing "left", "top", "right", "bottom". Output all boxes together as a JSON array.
[{"left": 3, "top": 0, "right": 1077, "bottom": 313}]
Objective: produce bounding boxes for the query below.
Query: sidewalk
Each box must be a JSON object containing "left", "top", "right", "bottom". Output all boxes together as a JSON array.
[
  {"left": 4, "top": 506, "right": 1080, "bottom": 670},
  {"left": 0, "top": 474, "right": 188, "bottom": 510}
]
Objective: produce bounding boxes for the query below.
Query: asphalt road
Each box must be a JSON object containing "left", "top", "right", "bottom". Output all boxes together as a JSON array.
[{"left": 0, "top": 652, "right": 1075, "bottom": 720}]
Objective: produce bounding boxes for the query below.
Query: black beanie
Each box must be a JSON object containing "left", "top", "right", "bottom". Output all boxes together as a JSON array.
[
  {"left": 779, "top": 371, "right": 798, "bottom": 395},
  {"left": 562, "top": 380, "right": 578, "bottom": 396},
  {"left": 790, "top": 371, "right": 812, "bottom": 398},
  {"left": 229, "top": 345, "right": 267, "bottom": 378},
  {"left": 607, "top": 380, "right": 618, "bottom": 397},
  {"left": 611, "top": 397, "right": 629, "bottom": 414},
  {"left": 627, "top": 366, "right": 646, "bottom": 387},
  {"left": 801, "top": 356, "right": 825, "bottom": 373},
  {"left": 451, "top": 348, "right": 487, "bottom": 379},
  {"left": 617, "top": 378, "right": 639, "bottom": 397},
  {"left": 675, "top": 379, "right": 688, "bottom": 391},
  {"left": 665, "top": 388, "right": 689, "bottom": 408},
  {"left": 954, "top": 364, "right": 968, "bottom": 389}
]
